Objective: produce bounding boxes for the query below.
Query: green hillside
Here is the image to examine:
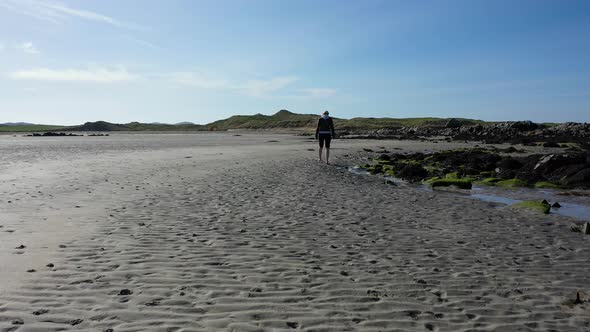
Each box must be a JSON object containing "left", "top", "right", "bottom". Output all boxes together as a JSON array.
[
  {"left": 205, "top": 110, "right": 318, "bottom": 130},
  {"left": 67, "top": 121, "right": 204, "bottom": 131},
  {"left": 206, "top": 110, "right": 485, "bottom": 131},
  {"left": 1, "top": 110, "right": 489, "bottom": 133},
  {"left": 0, "top": 124, "right": 66, "bottom": 132}
]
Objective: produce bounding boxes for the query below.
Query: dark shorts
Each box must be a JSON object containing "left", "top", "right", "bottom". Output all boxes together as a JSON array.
[{"left": 318, "top": 133, "right": 332, "bottom": 148}]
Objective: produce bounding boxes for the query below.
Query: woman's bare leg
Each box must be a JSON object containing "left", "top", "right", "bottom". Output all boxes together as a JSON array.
[{"left": 318, "top": 147, "right": 323, "bottom": 162}]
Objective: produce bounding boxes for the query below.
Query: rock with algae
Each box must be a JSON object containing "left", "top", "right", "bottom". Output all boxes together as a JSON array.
[{"left": 512, "top": 200, "right": 551, "bottom": 214}]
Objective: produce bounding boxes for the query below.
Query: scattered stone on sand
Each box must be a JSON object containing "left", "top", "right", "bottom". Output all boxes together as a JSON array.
[
  {"left": 552, "top": 202, "right": 561, "bottom": 208},
  {"left": 32, "top": 309, "right": 49, "bottom": 315},
  {"left": 26, "top": 269, "right": 36, "bottom": 273},
  {"left": 571, "top": 224, "right": 582, "bottom": 233},
  {"left": 15, "top": 244, "right": 26, "bottom": 249},
  {"left": 70, "top": 319, "right": 83, "bottom": 326},
  {"left": 118, "top": 289, "right": 133, "bottom": 296},
  {"left": 46, "top": 263, "right": 55, "bottom": 268}
]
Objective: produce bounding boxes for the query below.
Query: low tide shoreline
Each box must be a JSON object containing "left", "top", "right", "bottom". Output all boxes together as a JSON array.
[{"left": 1, "top": 133, "right": 589, "bottom": 331}]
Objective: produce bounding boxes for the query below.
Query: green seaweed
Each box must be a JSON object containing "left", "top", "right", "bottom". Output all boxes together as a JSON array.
[
  {"left": 445, "top": 172, "right": 460, "bottom": 179},
  {"left": 431, "top": 178, "right": 473, "bottom": 190},
  {"left": 496, "top": 179, "right": 528, "bottom": 188},
  {"left": 534, "top": 181, "right": 562, "bottom": 189},
  {"left": 423, "top": 177, "right": 441, "bottom": 185},
  {"left": 512, "top": 200, "right": 550, "bottom": 214},
  {"left": 475, "top": 177, "right": 502, "bottom": 186}
]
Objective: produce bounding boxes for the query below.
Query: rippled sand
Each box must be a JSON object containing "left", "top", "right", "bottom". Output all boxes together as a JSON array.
[{"left": 1, "top": 133, "right": 589, "bottom": 331}]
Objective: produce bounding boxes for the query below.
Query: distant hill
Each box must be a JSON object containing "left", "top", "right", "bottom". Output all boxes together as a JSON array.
[
  {"left": 205, "top": 110, "right": 318, "bottom": 130},
  {"left": 68, "top": 121, "right": 204, "bottom": 131},
  {"left": 205, "top": 110, "right": 485, "bottom": 131},
  {"left": 1, "top": 122, "right": 36, "bottom": 126},
  {"left": 0, "top": 123, "right": 66, "bottom": 132},
  {"left": 0, "top": 110, "right": 566, "bottom": 134}
]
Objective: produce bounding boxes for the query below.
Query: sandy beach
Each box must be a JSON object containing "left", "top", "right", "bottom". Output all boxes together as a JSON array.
[{"left": 1, "top": 133, "right": 589, "bottom": 332}]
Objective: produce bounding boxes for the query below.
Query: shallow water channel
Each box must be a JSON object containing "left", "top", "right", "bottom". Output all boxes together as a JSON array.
[{"left": 344, "top": 166, "right": 590, "bottom": 221}]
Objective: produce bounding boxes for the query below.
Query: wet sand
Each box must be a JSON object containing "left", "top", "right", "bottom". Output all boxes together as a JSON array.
[{"left": 1, "top": 133, "right": 589, "bottom": 331}]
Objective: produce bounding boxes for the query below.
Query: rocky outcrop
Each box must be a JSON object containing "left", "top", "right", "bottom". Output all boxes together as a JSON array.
[{"left": 341, "top": 121, "right": 590, "bottom": 144}]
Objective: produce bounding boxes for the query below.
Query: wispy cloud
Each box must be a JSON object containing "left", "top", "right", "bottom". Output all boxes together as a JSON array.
[
  {"left": 166, "top": 71, "right": 231, "bottom": 89},
  {"left": 299, "top": 88, "right": 337, "bottom": 98},
  {"left": 9, "top": 67, "right": 138, "bottom": 83},
  {"left": 167, "top": 72, "right": 299, "bottom": 97},
  {"left": 123, "top": 35, "right": 159, "bottom": 50},
  {"left": 0, "top": 0, "right": 140, "bottom": 29},
  {"left": 18, "top": 41, "right": 40, "bottom": 54},
  {"left": 239, "top": 76, "right": 299, "bottom": 97}
]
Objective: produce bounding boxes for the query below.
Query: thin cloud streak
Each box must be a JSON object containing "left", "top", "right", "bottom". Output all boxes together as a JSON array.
[
  {"left": 239, "top": 76, "right": 299, "bottom": 97},
  {"left": 0, "top": 0, "right": 141, "bottom": 30},
  {"left": 9, "top": 67, "right": 138, "bottom": 83},
  {"left": 165, "top": 72, "right": 231, "bottom": 89},
  {"left": 167, "top": 72, "right": 302, "bottom": 98}
]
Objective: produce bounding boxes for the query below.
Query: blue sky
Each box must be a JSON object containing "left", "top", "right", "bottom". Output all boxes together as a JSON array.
[{"left": 0, "top": 0, "right": 589, "bottom": 125}]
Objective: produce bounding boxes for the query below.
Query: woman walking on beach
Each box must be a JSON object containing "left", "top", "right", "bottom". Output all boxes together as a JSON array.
[{"left": 315, "top": 111, "right": 336, "bottom": 164}]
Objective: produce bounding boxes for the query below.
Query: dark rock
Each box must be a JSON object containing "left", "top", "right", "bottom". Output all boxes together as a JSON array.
[
  {"left": 369, "top": 164, "right": 384, "bottom": 174},
  {"left": 501, "top": 146, "right": 518, "bottom": 153},
  {"left": 498, "top": 158, "right": 523, "bottom": 170},
  {"left": 541, "top": 199, "right": 549, "bottom": 205},
  {"left": 565, "top": 169, "right": 590, "bottom": 187},
  {"left": 397, "top": 164, "right": 428, "bottom": 182},
  {"left": 70, "top": 319, "right": 83, "bottom": 326},
  {"left": 571, "top": 224, "right": 582, "bottom": 233},
  {"left": 32, "top": 309, "right": 49, "bottom": 315},
  {"left": 445, "top": 118, "right": 463, "bottom": 128},
  {"left": 11, "top": 319, "right": 24, "bottom": 325},
  {"left": 118, "top": 289, "right": 133, "bottom": 296},
  {"left": 552, "top": 202, "right": 561, "bottom": 208},
  {"left": 46, "top": 263, "right": 55, "bottom": 267},
  {"left": 405, "top": 310, "right": 421, "bottom": 319},
  {"left": 377, "top": 154, "right": 390, "bottom": 161},
  {"left": 583, "top": 222, "right": 590, "bottom": 235},
  {"left": 286, "top": 322, "right": 299, "bottom": 329},
  {"left": 15, "top": 244, "right": 26, "bottom": 249}
]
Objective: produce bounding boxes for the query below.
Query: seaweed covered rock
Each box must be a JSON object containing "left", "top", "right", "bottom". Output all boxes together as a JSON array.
[
  {"left": 512, "top": 200, "right": 551, "bottom": 214},
  {"left": 360, "top": 147, "right": 590, "bottom": 189},
  {"left": 397, "top": 164, "right": 428, "bottom": 182}
]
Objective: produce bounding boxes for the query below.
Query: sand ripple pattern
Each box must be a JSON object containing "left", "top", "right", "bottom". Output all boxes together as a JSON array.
[{"left": 1, "top": 154, "right": 590, "bottom": 331}]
